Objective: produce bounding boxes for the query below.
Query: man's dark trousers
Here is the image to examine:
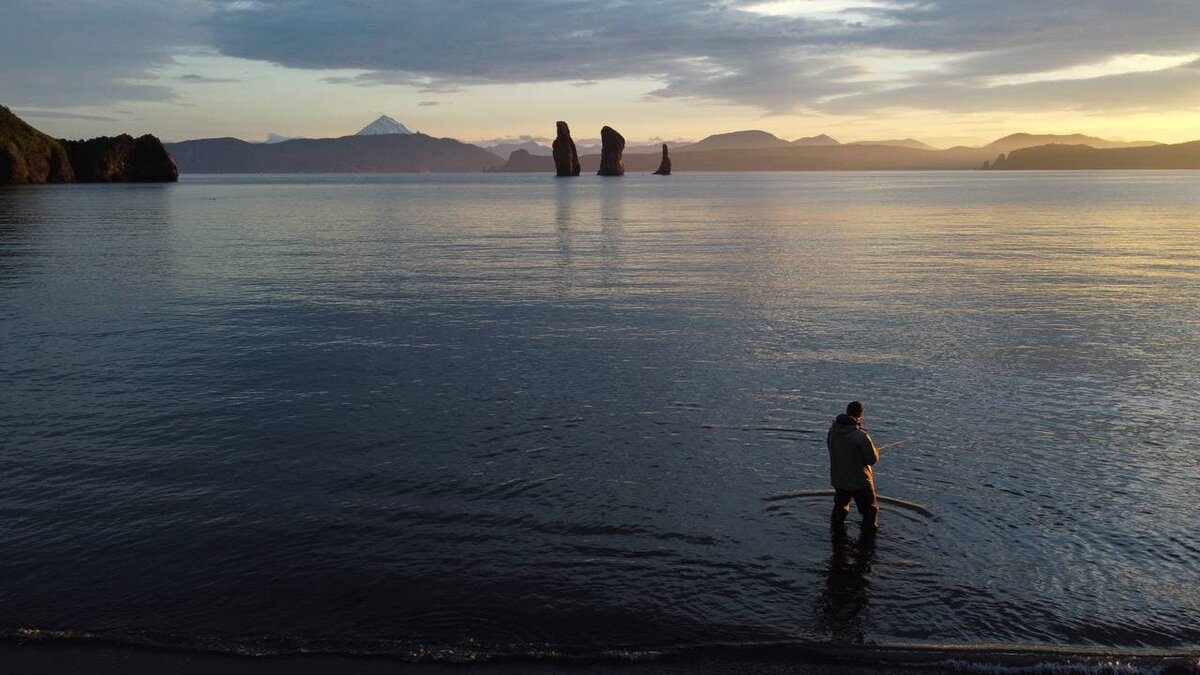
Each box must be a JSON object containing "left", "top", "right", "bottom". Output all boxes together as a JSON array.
[{"left": 832, "top": 483, "right": 878, "bottom": 529}]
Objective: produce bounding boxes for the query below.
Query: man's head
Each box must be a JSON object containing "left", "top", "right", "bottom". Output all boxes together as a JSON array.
[{"left": 846, "top": 401, "right": 864, "bottom": 421}]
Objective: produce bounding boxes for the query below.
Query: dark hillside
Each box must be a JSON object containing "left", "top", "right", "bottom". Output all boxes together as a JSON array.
[
  {"left": 0, "top": 105, "right": 75, "bottom": 183},
  {"left": 988, "top": 141, "right": 1200, "bottom": 169}
]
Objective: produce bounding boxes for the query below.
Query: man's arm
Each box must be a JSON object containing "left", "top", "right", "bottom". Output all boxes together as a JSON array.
[{"left": 860, "top": 431, "right": 879, "bottom": 466}]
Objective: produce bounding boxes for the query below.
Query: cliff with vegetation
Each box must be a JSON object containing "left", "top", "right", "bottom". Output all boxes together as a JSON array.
[
  {"left": 61, "top": 134, "right": 178, "bottom": 182},
  {"left": 0, "top": 105, "right": 75, "bottom": 183},
  {"left": 1, "top": 106, "right": 177, "bottom": 184}
]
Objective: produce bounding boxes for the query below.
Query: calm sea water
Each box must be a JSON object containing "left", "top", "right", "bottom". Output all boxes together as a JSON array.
[{"left": 1, "top": 172, "right": 1198, "bottom": 663}]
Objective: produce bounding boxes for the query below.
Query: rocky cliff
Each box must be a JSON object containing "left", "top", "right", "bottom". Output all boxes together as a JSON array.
[
  {"left": 62, "top": 134, "right": 178, "bottom": 182},
  {"left": 0, "top": 105, "right": 75, "bottom": 183},
  {"left": 1, "top": 106, "right": 176, "bottom": 184}
]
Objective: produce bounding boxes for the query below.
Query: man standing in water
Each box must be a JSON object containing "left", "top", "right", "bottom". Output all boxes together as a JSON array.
[{"left": 828, "top": 401, "right": 880, "bottom": 530}]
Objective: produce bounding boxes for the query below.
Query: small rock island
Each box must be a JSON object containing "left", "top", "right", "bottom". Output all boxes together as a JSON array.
[{"left": 1, "top": 105, "right": 177, "bottom": 184}]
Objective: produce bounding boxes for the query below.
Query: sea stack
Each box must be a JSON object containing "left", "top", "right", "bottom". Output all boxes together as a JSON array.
[
  {"left": 552, "top": 121, "right": 581, "bottom": 177},
  {"left": 597, "top": 125, "right": 625, "bottom": 176},
  {"left": 653, "top": 143, "right": 671, "bottom": 175}
]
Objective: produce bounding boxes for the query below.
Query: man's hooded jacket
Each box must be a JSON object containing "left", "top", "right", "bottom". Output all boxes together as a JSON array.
[{"left": 827, "top": 414, "right": 879, "bottom": 491}]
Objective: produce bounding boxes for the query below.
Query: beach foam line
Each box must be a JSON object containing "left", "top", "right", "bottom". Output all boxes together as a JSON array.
[
  {"left": 665, "top": 642, "right": 1199, "bottom": 675},
  {"left": 5, "top": 629, "right": 1198, "bottom": 673}
]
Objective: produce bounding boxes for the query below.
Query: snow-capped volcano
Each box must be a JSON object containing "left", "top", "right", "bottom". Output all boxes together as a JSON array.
[{"left": 355, "top": 115, "right": 413, "bottom": 136}]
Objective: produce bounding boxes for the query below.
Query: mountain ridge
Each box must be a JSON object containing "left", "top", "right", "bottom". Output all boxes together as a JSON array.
[
  {"left": 850, "top": 138, "right": 939, "bottom": 151},
  {"left": 678, "top": 130, "right": 793, "bottom": 152},
  {"left": 987, "top": 140, "right": 1200, "bottom": 170},
  {"left": 166, "top": 133, "right": 503, "bottom": 173},
  {"left": 791, "top": 134, "right": 840, "bottom": 146},
  {"left": 500, "top": 133, "right": 1197, "bottom": 173},
  {"left": 154, "top": 121, "right": 1193, "bottom": 174},
  {"left": 984, "top": 133, "right": 1159, "bottom": 153}
]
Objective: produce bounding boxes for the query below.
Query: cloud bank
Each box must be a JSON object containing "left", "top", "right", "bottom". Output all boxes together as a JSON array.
[
  {"left": 202, "top": 0, "right": 1200, "bottom": 114},
  {"left": 0, "top": 0, "right": 207, "bottom": 107},
  {"left": 4, "top": 0, "right": 1200, "bottom": 117}
]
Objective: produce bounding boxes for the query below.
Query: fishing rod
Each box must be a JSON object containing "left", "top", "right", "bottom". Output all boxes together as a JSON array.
[
  {"left": 702, "top": 423, "right": 917, "bottom": 450},
  {"left": 877, "top": 437, "right": 919, "bottom": 451},
  {"left": 701, "top": 424, "right": 813, "bottom": 434}
]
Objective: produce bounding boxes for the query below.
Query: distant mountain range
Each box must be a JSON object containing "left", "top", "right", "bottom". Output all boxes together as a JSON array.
[
  {"left": 149, "top": 114, "right": 1198, "bottom": 173},
  {"left": 500, "top": 129, "right": 1180, "bottom": 172},
  {"left": 678, "top": 130, "right": 793, "bottom": 151},
  {"left": 254, "top": 115, "right": 413, "bottom": 146},
  {"left": 506, "top": 144, "right": 986, "bottom": 173},
  {"left": 162, "top": 113, "right": 514, "bottom": 173},
  {"left": 849, "top": 138, "right": 939, "bottom": 151},
  {"left": 166, "top": 133, "right": 503, "bottom": 173},
  {"left": 663, "top": 130, "right": 1157, "bottom": 154},
  {"left": 982, "top": 133, "right": 1159, "bottom": 154},
  {"left": 987, "top": 141, "right": 1200, "bottom": 169},
  {"left": 791, "top": 134, "right": 840, "bottom": 147},
  {"left": 483, "top": 140, "right": 550, "bottom": 158},
  {"left": 481, "top": 139, "right": 669, "bottom": 158},
  {"left": 491, "top": 130, "right": 969, "bottom": 167}
]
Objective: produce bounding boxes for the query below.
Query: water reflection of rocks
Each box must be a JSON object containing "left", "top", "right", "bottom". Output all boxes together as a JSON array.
[{"left": 816, "top": 527, "right": 876, "bottom": 643}]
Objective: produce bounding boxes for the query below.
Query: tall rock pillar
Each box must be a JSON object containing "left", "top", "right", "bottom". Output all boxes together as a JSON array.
[
  {"left": 597, "top": 126, "right": 625, "bottom": 176},
  {"left": 653, "top": 143, "right": 671, "bottom": 175},
  {"left": 552, "top": 121, "right": 581, "bottom": 176}
]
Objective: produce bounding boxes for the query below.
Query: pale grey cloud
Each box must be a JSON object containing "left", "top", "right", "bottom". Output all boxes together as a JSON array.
[
  {"left": 13, "top": 109, "right": 122, "bottom": 122},
  {"left": 851, "top": 1, "right": 1200, "bottom": 76},
  {"left": 476, "top": 134, "right": 553, "bottom": 145},
  {"left": 178, "top": 73, "right": 241, "bottom": 83},
  {"left": 0, "top": 0, "right": 208, "bottom": 107},
  {"left": 648, "top": 55, "right": 867, "bottom": 113},
  {"left": 324, "top": 72, "right": 468, "bottom": 93},
  {"left": 4, "top": 0, "right": 1200, "bottom": 116},
  {"left": 202, "top": 0, "right": 1200, "bottom": 114},
  {"left": 823, "top": 59, "right": 1200, "bottom": 115},
  {"left": 207, "top": 0, "right": 854, "bottom": 112}
]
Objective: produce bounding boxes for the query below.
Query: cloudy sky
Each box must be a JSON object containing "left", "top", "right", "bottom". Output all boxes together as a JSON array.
[{"left": 4, "top": 0, "right": 1200, "bottom": 146}]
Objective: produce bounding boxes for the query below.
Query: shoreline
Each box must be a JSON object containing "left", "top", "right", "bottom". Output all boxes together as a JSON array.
[{"left": 2, "top": 638, "right": 1196, "bottom": 675}]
